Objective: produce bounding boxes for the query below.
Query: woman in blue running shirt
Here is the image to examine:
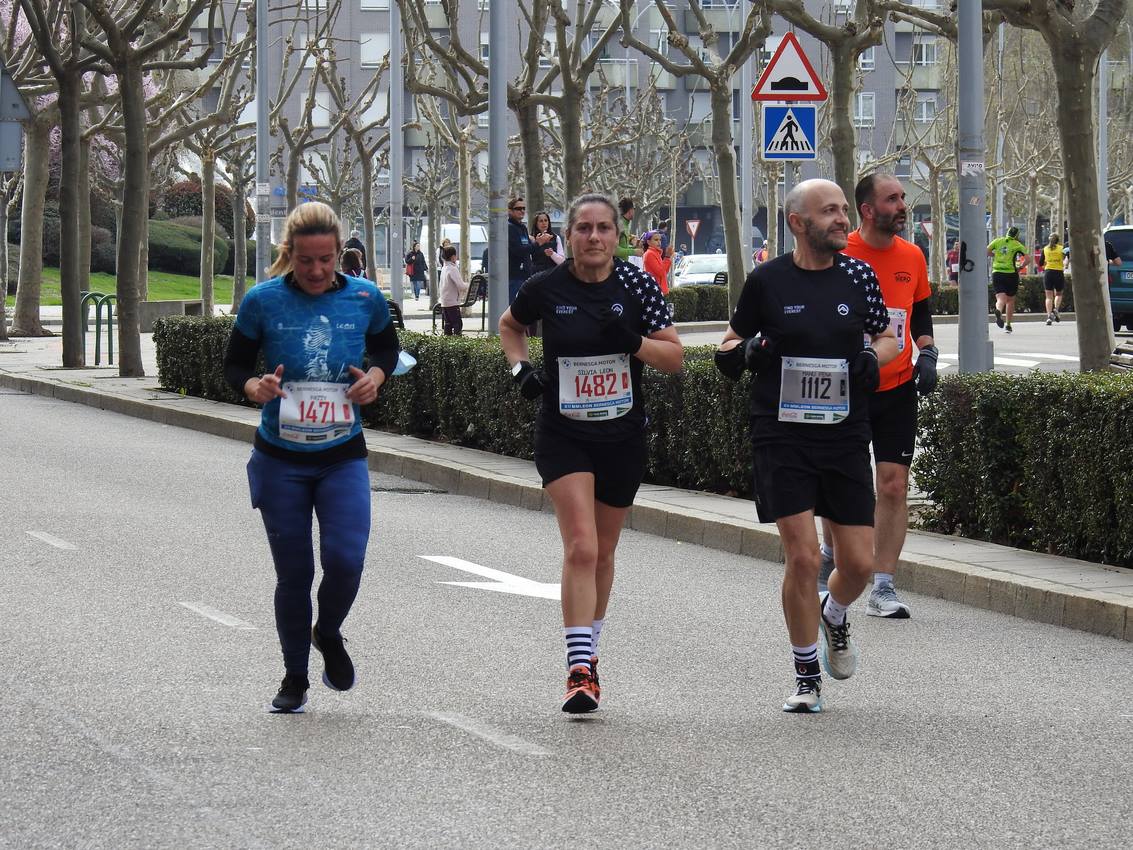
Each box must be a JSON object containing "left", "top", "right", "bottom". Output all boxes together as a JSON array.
[{"left": 223, "top": 201, "right": 400, "bottom": 714}]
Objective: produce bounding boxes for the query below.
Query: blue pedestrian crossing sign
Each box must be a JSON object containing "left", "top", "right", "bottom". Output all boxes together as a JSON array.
[{"left": 761, "top": 104, "right": 817, "bottom": 161}]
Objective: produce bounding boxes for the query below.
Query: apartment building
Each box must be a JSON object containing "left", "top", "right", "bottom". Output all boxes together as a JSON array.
[{"left": 195, "top": 1, "right": 952, "bottom": 263}]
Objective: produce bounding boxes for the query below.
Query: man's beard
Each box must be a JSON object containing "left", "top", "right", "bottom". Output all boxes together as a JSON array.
[
  {"left": 875, "top": 211, "right": 906, "bottom": 235},
  {"left": 802, "top": 218, "right": 848, "bottom": 253}
]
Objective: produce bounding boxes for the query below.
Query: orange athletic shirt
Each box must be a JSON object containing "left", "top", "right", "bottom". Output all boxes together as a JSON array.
[{"left": 844, "top": 231, "right": 932, "bottom": 392}]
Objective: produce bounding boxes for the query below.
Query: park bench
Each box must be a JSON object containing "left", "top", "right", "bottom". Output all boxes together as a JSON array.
[{"left": 432, "top": 273, "right": 487, "bottom": 334}]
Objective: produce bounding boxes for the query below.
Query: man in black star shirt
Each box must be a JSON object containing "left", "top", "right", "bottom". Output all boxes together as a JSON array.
[{"left": 716, "top": 179, "right": 898, "bottom": 714}]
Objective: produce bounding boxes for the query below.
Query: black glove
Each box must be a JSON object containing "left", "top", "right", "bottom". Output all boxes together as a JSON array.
[
  {"left": 598, "top": 307, "right": 643, "bottom": 355},
  {"left": 914, "top": 344, "right": 939, "bottom": 395},
  {"left": 851, "top": 346, "right": 880, "bottom": 393},
  {"left": 743, "top": 336, "right": 776, "bottom": 373},
  {"left": 714, "top": 344, "right": 746, "bottom": 380},
  {"left": 512, "top": 361, "right": 547, "bottom": 401}
]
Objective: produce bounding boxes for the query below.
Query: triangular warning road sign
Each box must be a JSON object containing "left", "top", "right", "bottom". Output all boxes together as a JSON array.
[{"left": 751, "top": 32, "right": 827, "bottom": 102}]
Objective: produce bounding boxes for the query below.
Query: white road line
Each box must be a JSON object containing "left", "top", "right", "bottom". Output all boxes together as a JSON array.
[
  {"left": 26, "top": 530, "right": 76, "bottom": 550},
  {"left": 991, "top": 356, "right": 1041, "bottom": 367},
  {"left": 178, "top": 602, "right": 256, "bottom": 630},
  {"left": 1013, "top": 352, "right": 1079, "bottom": 361},
  {"left": 420, "top": 555, "right": 560, "bottom": 599},
  {"left": 427, "top": 711, "right": 551, "bottom": 757}
]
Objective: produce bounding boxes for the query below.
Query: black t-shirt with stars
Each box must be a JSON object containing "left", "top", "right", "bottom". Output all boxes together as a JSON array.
[
  {"left": 511, "top": 258, "right": 673, "bottom": 442},
  {"left": 729, "top": 251, "right": 890, "bottom": 445}
]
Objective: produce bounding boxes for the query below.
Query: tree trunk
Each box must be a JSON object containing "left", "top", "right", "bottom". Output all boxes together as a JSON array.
[
  {"left": 356, "top": 141, "right": 377, "bottom": 283},
  {"left": 199, "top": 150, "right": 216, "bottom": 317},
  {"left": 78, "top": 136, "right": 92, "bottom": 296},
  {"left": 11, "top": 115, "right": 51, "bottom": 337},
  {"left": 1026, "top": 175, "right": 1039, "bottom": 256},
  {"left": 828, "top": 41, "right": 859, "bottom": 228},
  {"left": 560, "top": 82, "right": 584, "bottom": 203},
  {"left": 0, "top": 183, "right": 7, "bottom": 340},
  {"left": 115, "top": 58, "right": 148, "bottom": 377},
  {"left": 516, "top": 103, "right": 544, "bottom": 215},
  {"left": 458, "top": 134, "right": 472, "bottom": 282},
  {"left": 58, "top": 72, "right": 84, "bottom": 366},
  {"left": 929, "top": 164, "right": 946, "bottom": 284},
  {"left": 426, "top": 202, "right": 439, "bottom": 306},
  {"left": 138, "top": 165, "right": 150, "bottom": 303},
  {"left": 231, "top": 173, "right": 248, "bottom": 312},
  {"left": 710, "top": 83, "right": 744, "bottom": 310},
  {"left": 1051, "top": 56, "right": 1112, "bottom": 370},
  {"left": 286, "top": 154, "right": 300, "bottom": 210}
]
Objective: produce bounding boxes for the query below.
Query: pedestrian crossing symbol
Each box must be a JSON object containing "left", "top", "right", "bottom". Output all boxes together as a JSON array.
[{"left": 762, "top": 104, "right": 817, "bottom": 161}]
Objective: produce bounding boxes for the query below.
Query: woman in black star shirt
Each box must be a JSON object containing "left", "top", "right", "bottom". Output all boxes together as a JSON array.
[{"left": 499, "top": 193, "right": 684, "bottom": 714}]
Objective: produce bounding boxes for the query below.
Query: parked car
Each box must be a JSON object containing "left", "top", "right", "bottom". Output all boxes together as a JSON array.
[
  {"left": 1104, "top": 225, "right": 1133, "bottom": 331},
  {"left": 673, "top": 253, "right": 729, "bottom": 287}
]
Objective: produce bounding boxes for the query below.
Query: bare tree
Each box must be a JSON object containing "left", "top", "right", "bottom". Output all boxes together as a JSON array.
[
  {"left": 78, "top": 0, "right": 214, "bottom": 377},
  {"left": 619, "top": 0, "right": 771, "bottom": 308}
]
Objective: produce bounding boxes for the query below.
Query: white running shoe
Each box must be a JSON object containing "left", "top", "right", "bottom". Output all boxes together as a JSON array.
[
  {"left": 783, "top": 677, "right": 822, "bottom": 713},
  {"left": 866, "top": 582, "right": 912, "bottom": 619},
  {"left": 818, "top": 591, "right": 859, "bottom": 680}
]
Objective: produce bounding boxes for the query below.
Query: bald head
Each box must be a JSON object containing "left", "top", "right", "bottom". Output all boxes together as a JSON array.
[{"left": 785, "top": 179, "right": 851, "bottom": 256}]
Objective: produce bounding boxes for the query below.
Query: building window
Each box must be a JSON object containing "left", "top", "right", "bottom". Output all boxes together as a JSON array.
[
  {"left": 361, "top": 92, "right": 388, "bottom": 126},
  {"left": 758, "top": 35, "right": 782, "bottom": 67},
  {"left": 360, "top": 32, "right": 389, "bottom": 67},
  {"left": 915, "top": 95, "right": 937, "bottom": 123},
  {"left": 312, "top": 89, "right": 331, "bottom": 128},
  {"left": 361, "top": 0, "right": 389, "bottom": 8},
  {"left": 303, "top": 0, "right": 327, "bottom": 10},
  {"left": 858, "top": 47, "right": 875, "bottom": 71},
  {"left": 538, "top": 34, "right": 556, "bottom": 69},
  {"left": 853, "top": 92, "right": 875, "bottom": 127},
  {"left": 912, "top": 39, "right": 938, "bottom": 66},
  {"left": 895, "top": 155, "right": 912, "bottom": 179},
  {"left": 479, "top": 32, "right": 489, "bottom": 64},
  {"left": 650, "top": 28, "right": 669, "bottom": 56},
  {"left": 689, "top": 91, "right": 711, "bottom": 123}
]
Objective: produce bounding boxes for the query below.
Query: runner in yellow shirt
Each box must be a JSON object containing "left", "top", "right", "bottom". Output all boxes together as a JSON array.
[
  {"left": 1042, "top": 233, "right": 1065, "bottom": 325},
  {"left": 987, "top": 226, "right": 1028, "bottom": 333}
]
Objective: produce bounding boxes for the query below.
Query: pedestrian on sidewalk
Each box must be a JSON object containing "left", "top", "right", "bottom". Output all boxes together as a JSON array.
[
  {"left": 340, "top": 247, "right": 365, "bottom": 279},
  {"left": 439, "top": 244, "right": 467, "bottom": 336},
  {"left": 1043, "top": 233, "right": 1065, "bottom": 325},
  {"left": 641, "top": 230, "right": 672, "bottom": 296},
  {"left": 499, "top": 193, "right": 684, "bottom": 714},
  {"left": 714, "top": 179, "right": 897, "bottom": 713},
  {"left": 817, "top": 173, "right": 938, "bottom": 621},
  {"left": 530, "top": 211, "right": 565, "bottom": 274},
  {"left": 405, "top": 242, "right": 428, "bottom": 301},
  {"left": 222, "top": 201, "right": 401, "bottom": 714}
]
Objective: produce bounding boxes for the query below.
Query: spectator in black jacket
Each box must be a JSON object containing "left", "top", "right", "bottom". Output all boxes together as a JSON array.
[
  {"left": 344, "top": 230, "right": 367, "bottom": 267},
  {"left": 405, "top": 242, "right": 428, "bottom": 300},
  {"left": 507, "top": 196, "right": 550, "bottom": 303}
]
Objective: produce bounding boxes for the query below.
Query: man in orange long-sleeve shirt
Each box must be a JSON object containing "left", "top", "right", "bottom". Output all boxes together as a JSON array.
[{"left": 819, "top": 174, "right": 939, "bottom": 619}]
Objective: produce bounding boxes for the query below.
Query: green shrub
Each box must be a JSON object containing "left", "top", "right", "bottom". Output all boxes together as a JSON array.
[
  {"left": 667, "top": 287, "right": 699, "bottom": 322},
  {"left": 915, "top": 372, "right": 1133, "bottom": 567},
  {"left": 160, "top": 178, "right": 253, "bottom": 242},
  {"left": 90, "top": 226, "right": 116, "bottom": 274},
  {"left": 153, "top": 319, "right": 758, "bottom": 496},
  {"left": 148, "top": 219, "right": 229, "bottom": 277},
  {"left": 666, "top": 284, "right": 729, "bottom": 322}
]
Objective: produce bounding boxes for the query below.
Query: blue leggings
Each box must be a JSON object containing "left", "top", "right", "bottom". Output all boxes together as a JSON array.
[{"left": 247, "top": 450, "right": 371, "bottom": 675}]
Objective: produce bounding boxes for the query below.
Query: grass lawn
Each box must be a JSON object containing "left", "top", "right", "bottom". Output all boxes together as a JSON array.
[{"left": 5, "top": 267, "right": 235, "bottom": 308}]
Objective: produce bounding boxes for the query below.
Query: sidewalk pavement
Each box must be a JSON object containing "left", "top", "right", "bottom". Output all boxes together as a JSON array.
[{"left": 2, "top": 324, "right": 1130, "bottom": 644}]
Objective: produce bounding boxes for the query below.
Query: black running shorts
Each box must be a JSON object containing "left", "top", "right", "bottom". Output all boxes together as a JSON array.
[
  {"left": 1043, "top": 269, "right": 1065, "bottom": 293},
  {"left": 534, "top": 428, "right": 647, "bottom": 508},
  {"left": 869, "top": 379, "right": 917, "bottom": 466},
  {"left": 751, "top": 441, "right": 875, "bottom": 526},
  {"left": 992, "top": 271, "right": 1020, "bottom": 297}
]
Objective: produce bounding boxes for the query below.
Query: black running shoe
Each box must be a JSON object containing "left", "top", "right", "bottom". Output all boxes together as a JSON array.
[
  {"left": 312, "top": 625, "right": 355, "bottom": 691},
  {"left": 994, "top": 308, "right": 1004, "bottom": 329},
  {"left": 270, "top": 674, "right": 309, "bottom": 713}
]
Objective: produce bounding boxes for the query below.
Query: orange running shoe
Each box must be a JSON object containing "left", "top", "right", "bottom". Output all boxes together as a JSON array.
[
  {"left": 590, "top": 656, "right": 600, "bottom": 701},
  {"left": 561, "top": 665, "right": 599, "bottom": 714}
]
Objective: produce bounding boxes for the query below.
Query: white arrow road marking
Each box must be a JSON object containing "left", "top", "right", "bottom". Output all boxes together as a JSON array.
[
  {"left": 936, "top": 353, "right": 1040, "bottom": 368},
  {"left": 1014, "top": 353, "right": 1079, "bottom": 361},
  {"left": 26, "top": 531, "right": 76, "bottom": 550},
  {"left": 419, "top": 555, "right": 561, "bottom": 600},
  {"left": 178, "top": 602, "right": 256, "bottom": 630},
  {"left": 427, "top": 712, "right": 551, "bottom": 756}
]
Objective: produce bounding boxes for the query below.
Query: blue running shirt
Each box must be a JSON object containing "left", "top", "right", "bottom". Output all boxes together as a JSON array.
[{"left": 234, "top": 276, "right": 392, "bottom": 453}]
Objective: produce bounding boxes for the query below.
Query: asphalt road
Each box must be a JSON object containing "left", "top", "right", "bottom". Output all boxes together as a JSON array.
[
  {"left": 2, "top": 390, "right": 1131, "bottom": 849},
  {"left": 680, "top": 317, "right": 1087, "bottom": 374}
]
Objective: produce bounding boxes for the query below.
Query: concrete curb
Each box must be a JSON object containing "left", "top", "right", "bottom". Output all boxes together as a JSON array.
[{"left": 1, "top": 366, "right": 1128, "bottom": 643}]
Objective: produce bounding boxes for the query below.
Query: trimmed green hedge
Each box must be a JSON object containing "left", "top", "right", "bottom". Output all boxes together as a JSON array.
[
  {"left": 929, "top": 274, "right": 1076, "bottom": 316},
  {"left": 667, "top": 284, "right": 730, "bottom": 322},
  {"left": 153, "top": 317, "right": 755, "bottom": 495},
  {"left": 915, "top": 372, "right": 1133, "bottom": 567},
  {"left": 148, "top": 220, "right": 229, "bottom": 277}
]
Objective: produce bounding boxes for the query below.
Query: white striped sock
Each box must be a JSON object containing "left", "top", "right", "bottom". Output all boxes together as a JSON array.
[{"left": 563, "top": 626, "right": 593, "bottom": 670}]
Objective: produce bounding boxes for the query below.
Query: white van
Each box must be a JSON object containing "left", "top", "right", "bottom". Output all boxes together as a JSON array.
[{"left": 417, "top": 223, "right": 489, "bottom": 269}]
